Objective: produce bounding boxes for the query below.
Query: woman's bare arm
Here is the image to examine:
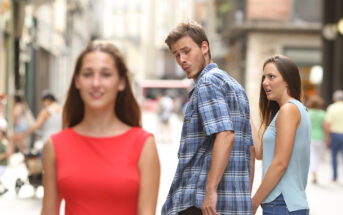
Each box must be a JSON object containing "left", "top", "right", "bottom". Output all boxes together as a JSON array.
[{"left": 137, "top": 136, "right": 160, "bottom": 215}]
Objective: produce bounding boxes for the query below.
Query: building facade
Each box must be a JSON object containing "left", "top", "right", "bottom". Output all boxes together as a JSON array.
[{"left": 215, "top": 0, "right": 323, "bottom": 119}]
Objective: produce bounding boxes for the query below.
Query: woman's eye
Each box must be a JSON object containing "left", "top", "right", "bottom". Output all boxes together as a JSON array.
[
  {"left": 102, "top": 72, "right": 112, "bottom": 77},
  {"left": 82, "top": 72, "right": 92, "bottom": 77}
]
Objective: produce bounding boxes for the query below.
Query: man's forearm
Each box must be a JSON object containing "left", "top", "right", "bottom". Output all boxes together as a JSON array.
[{"left": 206, "top": 131, "right": 235, "bottom": 191}]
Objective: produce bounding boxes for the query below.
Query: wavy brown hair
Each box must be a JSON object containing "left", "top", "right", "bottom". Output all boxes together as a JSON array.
[
  {"left": 63, "top": 40, "right": 141, "bottom": 128},
  {"left": 259, "top": 55, "right": 302, "bottom": 134},
  {"left": 165, "top": 21, "right": 211, "bottom": 59}
]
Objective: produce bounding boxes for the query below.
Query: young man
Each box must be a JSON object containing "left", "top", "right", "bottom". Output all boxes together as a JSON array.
[{"left": 161, "top": 21, "right": 254, "bottom": 215}]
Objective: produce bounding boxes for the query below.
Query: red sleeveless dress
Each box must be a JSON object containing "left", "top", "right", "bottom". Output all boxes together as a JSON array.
[{"left": 51, "top": 127, "right": 152, "bottom": 215}]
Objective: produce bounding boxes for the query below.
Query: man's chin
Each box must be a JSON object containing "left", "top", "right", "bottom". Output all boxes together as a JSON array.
[{"left": 186, "top": 74, "right": 193, "bottom": 79}]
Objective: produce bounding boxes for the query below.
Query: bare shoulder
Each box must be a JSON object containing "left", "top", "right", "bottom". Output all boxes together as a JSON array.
[
  {"left": 277, "top": 102, "right": 300, "bottom": 125},
  {"left": 279, "top": 102, "right": 300, "bottom": 115},
  {"left": 142, "top": 135, "right": 156, "bottom": 151},
  {"left": 44, "top": 138, "right": 56, "bottom": 160},
  {"left": 138, "top": 135, "right": 159, "bottom": 169}
]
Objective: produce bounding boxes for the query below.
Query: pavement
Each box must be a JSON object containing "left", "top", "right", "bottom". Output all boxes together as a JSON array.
[{"left": 0, "top": 111, "right": 343, "bottom": 215}]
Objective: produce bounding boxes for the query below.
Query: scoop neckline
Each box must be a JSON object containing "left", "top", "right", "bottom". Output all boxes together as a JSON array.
[{"left": 69, "top": 127, "right": 136, "bottom": 140}]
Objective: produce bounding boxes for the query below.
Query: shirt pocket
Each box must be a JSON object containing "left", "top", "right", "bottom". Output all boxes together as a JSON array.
[{"left": 184, "top": 109, "right": 194, "bottom": 122}]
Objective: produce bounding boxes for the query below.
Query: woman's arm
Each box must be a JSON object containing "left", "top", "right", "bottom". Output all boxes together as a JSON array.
[
  {"left": 252, "top": 103, "right": 300, "bottom": 214},
  {"left": 41, "top": 138, "right": 60, "bottom": 215},
  {"left": 13, "top": 105, "right": 20, "bottom": 125},
  {"left": 137, "top": 136, "right": 160, "bottom": 215},
  {"left": 24, "top": 108, "right": 50, "bottom": 136},
  {"left": 250, "top": 119, "right": 263, "bottom": 160},
  {"left": 250, "top": 145, "right": 255, "bottom": 192}
]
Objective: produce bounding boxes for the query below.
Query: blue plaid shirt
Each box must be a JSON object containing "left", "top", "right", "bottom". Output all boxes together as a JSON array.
[{"left": 162, "top": 63, "right": 253, "bottom": 215}]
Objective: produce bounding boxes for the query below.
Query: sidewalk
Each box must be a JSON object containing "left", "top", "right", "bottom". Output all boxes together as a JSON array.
[
  {"left": 0, "top": 153, "right": 43, "bottom": 215},
  {"left": 0, "top": 111, "right": 342, "bottom": 215}
]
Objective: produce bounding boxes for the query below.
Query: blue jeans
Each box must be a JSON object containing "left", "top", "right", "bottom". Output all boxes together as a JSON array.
[
  {"left": 330, "top": 133, "right": 343, "bottom": 180},
  {"left": 261, "top": 195, "right": 309, "bottom": 215}
]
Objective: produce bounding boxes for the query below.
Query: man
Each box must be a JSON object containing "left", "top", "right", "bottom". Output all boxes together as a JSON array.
[
  {"left": 162, "top": 21, "right": 254, "bottom": 215},
  {"left": 324, "top": 90, "right": 343, "bottom": 182}
]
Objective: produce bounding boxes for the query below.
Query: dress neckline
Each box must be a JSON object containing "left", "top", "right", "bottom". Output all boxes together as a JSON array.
[{"left": 69, "top": 127, "right": 136, "bottom": 140}]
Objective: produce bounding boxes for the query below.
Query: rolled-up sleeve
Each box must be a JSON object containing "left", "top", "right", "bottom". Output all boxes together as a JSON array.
[{"left": 197, "top": 81, "right": 233, "bottom": 136}]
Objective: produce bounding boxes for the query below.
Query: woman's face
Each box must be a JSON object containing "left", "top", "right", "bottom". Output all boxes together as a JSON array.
[
  {"left": 262, "top": 63, "right": 288, "bottom": 102},
  {"left": 75, "top": 51, "right": 125, "bottom": 111}
]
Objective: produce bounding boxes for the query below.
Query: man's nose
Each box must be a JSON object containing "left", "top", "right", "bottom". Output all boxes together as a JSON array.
[{"left": 180, "top": 53, "right": 186, "bottom": 63}]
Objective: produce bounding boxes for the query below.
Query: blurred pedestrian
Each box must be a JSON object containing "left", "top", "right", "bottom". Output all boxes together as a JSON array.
[
  {"left": 0, "top": 93, "right": 7, "bottom": 139},
  {"left": 0, "top": 118, "right": 10, "bottom": 196},
  {"left": 157, "top": 92, "right": 174, "bottom": 142},
  {"left": 307, "top": 94, "right": 326, "bottom": 184},
  {"left": 250, "top": 55, "right": 311, "bottom": 215},
  {"left": 324, "top": 90, "right": 343, "bottom": 182},
  {"left": 162, "top": 21, "right": 254, "bottom": 215},
  {"left": 22, "top": 92, "right": 62, "bottom": 146},
  {"left": 12, "top": 95, "right": 30, "bottom": 153},
  {"left": 158, "top": 93, "right": 174, "bottom": 125},
  {"left": 40, "top": 40, "right": 160, "bottom": 215}
]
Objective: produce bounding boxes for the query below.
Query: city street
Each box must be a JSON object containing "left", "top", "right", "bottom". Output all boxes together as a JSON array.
[{"left": 1, "top": 111, "right": 343, "bottom": 214}]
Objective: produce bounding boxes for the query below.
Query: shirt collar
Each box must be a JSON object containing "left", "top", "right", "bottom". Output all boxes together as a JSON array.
[
  {"left": 188, "top": 63, "right": 218, "bottom": 99},
  {"left": 196, "top": 62, "right": 218, "bottom": 82}
]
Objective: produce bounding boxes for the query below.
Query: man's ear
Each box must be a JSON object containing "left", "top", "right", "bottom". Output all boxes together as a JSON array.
[{"left": 201, "top": 41, "right": 209, "bottom": 56}]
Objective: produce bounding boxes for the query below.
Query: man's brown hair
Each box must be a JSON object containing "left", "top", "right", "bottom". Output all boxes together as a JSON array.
[{"left": 165, "top": 21, "right": 211, "bottom": 59}]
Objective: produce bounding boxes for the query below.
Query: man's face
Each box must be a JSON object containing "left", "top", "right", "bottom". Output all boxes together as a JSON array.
[{"left": 171, "top": 36, "right": 209, "bottom": 81}]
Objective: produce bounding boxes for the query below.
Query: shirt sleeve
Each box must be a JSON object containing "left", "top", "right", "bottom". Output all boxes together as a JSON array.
[
  {"left": 325, "top": 107, "right": 332, "bottom": 123},
  {"left": 197, "top": 80, "right": 233, "bottom": 136}
]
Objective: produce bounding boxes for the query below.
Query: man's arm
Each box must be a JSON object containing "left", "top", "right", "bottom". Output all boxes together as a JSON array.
[
  {"left": 323, "top": 120, "right": 331, "bottom": 147},
  {"left": 202, "top": 130, "right": 235, "bottom": 215}
]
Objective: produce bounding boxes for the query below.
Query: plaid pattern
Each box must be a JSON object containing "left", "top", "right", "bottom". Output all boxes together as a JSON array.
[{"left": 162, "top": 63, "right": 253, "bottom": 215}]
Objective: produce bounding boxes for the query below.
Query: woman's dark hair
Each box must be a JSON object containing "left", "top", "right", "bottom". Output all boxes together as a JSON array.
[
  {"left": 306, "top": 94, "right": 323, "bottom": 109},
  {"left": 259, "top": 55, "right": 302, "bottom": 134},
  {"left": 14, "top": 95, "right": 22, "bottom": 103},
  {"left": 42, "top": 93, "right": 56, "bottom": 102},
  {"left": 63, "top": 40, "right": 141, "bottom": 128}
]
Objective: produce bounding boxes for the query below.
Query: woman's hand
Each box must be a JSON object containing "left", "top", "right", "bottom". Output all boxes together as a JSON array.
[{"left": 252, "top": 197, "right": 260, "bottom": 215}]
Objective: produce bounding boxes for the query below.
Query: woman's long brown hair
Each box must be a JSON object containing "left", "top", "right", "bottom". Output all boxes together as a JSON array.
[
  {"left": 259, "top": 55, "right": 302, "bottom": 135},
  {"left": 63, "top": 40, "right": 141, "bottom": 128}
]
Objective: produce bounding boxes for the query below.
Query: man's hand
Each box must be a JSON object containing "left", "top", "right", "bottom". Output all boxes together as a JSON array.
[{"left": 201, "top": 189, "right": 219, "bottom": 215}]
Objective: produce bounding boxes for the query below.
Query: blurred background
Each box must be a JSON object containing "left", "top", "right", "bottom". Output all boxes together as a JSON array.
[{"left": 0, "top": 0, "right": 343, "bottom": 214}]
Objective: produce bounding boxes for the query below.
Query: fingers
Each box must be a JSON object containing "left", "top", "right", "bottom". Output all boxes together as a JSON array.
[{"left": 202, "top": 206, "right": 219, "bottom": 215}]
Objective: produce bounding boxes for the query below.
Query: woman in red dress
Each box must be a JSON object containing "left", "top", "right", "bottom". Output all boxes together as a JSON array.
[{"left": 41, "top": 40, "right": 160, "bottom": 215}]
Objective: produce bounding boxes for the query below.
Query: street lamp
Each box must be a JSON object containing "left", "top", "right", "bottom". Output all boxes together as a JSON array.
[
  {"left": 323, "top": 18, "right": 343, "bottom": 40},
  {"left": 338, "top": 18, "right": 343, "bottom": 35},
  {"left": 309, "top": 65, "right": 323, "bottom": 85}
]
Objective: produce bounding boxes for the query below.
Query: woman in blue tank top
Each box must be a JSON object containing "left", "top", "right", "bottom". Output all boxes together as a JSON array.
[{"left": 250, "top": 55, "right": 311, "bottom": 215}]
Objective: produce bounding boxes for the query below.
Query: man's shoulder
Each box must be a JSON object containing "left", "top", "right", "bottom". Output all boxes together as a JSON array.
[{"left": 199, "top": 67, "right": 230, "bottom": 84}]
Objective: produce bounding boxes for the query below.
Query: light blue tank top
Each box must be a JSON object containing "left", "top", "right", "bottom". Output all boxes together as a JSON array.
[{"left": 262, "top": 99, "right": 311, "bottom": 211}]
